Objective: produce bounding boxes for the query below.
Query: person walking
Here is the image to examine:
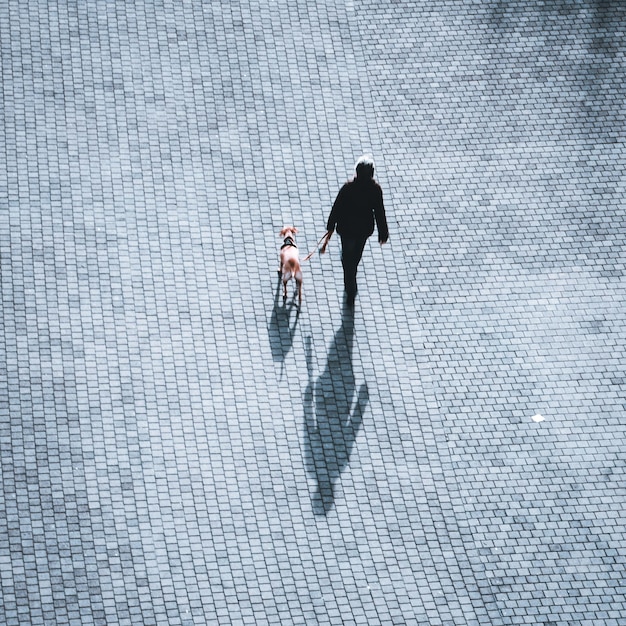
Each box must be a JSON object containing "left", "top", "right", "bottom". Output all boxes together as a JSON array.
[{"left": 324, "top": 155, "right": 389, "bottom": 306}]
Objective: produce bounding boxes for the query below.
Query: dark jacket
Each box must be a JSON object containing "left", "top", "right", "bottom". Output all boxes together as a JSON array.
[{"left": 327, "top": 178, "right": 389, "bottom": 242}]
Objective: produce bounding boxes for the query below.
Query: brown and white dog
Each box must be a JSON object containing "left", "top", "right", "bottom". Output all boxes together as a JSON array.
[{"left": 278, "top": 226, "right": 303, "bottom": 305}]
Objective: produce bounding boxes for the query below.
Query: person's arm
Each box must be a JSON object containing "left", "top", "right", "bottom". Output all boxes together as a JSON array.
[
  {"left": 374, "top": 186, "right": 389, "bottom": 244},
  {"left": 321, "top": 187, "right": 344, "bottom": 253},
  {"left": 326, "top": 185, "right": 346, "bottom": 233}
]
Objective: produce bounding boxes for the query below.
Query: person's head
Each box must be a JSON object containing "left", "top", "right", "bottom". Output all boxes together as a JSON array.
[{"left": 354, "top": 154, "right": 375, "bottom": 180}]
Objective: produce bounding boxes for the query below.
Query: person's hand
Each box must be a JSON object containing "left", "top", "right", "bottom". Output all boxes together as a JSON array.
[{"left": 320, "top": 230, "right": 333, "bottom": 254}]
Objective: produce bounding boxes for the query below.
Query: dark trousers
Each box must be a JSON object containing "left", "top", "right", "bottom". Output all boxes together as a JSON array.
[{"left": 340, "top": 235, "right": 368, "bottom": 298}]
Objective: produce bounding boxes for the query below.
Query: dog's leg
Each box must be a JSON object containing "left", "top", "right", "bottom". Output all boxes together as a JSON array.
[{"left": 282, "top": 279, "right": 288, "bottom": 301}]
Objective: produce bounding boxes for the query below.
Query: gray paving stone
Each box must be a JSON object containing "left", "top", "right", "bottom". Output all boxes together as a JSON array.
[{"left": 2, "top": 0, "right": 625, "bottom": 624}]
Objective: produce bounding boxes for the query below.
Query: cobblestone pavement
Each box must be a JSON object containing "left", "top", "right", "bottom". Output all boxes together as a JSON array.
[{"left": 1, "top": 1, "right": 625, "bottom": 625}]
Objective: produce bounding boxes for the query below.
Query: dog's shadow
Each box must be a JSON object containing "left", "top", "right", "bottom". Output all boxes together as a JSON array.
[
  {"left": 269, "top": 274, "right": 300, "bottom": 367},
  {"left": 303, "top": 303, "right": 369, "bottom": 516}
]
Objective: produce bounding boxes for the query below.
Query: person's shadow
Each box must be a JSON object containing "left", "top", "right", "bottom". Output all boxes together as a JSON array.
[
  {"left": 303, "top": 303, "right": 369, "bottom": 516},
  {"left": 269, "top": 275, "right": 300, "bottom": 375}
]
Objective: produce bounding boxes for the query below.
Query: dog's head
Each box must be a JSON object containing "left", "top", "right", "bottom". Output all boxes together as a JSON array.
[{"left": 280, "top": 226, "right": 298, "bottom": 239}]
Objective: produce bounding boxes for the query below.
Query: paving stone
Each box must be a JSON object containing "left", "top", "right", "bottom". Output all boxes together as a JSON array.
[{"left": 2, "top": 0, "right": 625, "bottom": 624}]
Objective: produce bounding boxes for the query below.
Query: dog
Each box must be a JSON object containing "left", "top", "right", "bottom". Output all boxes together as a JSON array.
[{"left": 278, "top": 226, "right": 303, "bottom": 305}]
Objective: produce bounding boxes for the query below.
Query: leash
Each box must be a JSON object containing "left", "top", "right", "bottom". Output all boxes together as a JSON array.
[{"left": 303, "top": 232, "right": 332, "bottom": 262}]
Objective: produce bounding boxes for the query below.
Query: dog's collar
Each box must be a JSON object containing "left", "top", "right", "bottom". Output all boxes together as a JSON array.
[{"left": 281, "top": 236, "right": 297, "bottom": 249}]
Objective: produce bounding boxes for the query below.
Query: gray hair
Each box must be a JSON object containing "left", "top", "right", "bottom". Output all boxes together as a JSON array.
[{"left": 355, "top": 154, "right": 375, "bottom": 179}]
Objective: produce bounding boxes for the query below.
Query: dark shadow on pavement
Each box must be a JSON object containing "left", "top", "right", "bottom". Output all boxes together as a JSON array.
[
  {"left": 489, "top": 0, "right": 626, "bottom": 138},
  {"left": 304, "top": 302, "right": 369, "bottom": 516},
  {"left": 269, "top": 274, "right": 300, "bottom": 373}
]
